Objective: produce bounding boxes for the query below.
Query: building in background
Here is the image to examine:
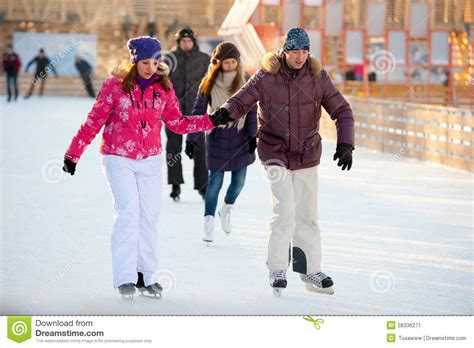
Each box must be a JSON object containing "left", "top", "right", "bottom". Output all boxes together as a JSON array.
[
  {"left": 0, "top": 0, "right": 234, "bottom": 77},
  {"left": 0, "top": 0, "right": 472, "bottom": 107},
  {"left": 220, "top": 0, "right": 473, "bottom": 107}
]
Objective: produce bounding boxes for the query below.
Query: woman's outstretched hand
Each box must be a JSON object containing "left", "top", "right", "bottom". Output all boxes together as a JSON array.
[
  {"left": 63, "top": 158, "right": 77, "bottom": 175},
  {"left": 209, "top": 107, "right": 231, "bottom": 127}
]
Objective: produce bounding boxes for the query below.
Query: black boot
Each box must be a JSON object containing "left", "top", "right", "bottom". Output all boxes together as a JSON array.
[
  {"left": 170, "top": 184, "right": 181, "bottom": 201},
  {"left": 136, "top": 272, "right": 145, "bottom": 288}
]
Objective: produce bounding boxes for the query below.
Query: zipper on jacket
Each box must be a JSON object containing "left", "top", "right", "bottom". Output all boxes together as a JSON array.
[
  {"left": 139, "top": 120, "right": 146, "bottom": 149},
  {"left": 287, "top": 80, "right": 292, "bottom": 156}
]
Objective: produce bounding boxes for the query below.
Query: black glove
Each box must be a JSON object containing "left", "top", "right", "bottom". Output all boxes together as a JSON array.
[
  {"left": 63, "top": 158, "right": 77, "bottom": 175},
  {"left": 185, "top": 141, "right": 197, "bottom": 159},
  {"left": 333, "top": 144, "right": 353, "bottom": 171},
  {"left": 209, "top": 107, "right": 231, "bottom": 127},
  {"left": 248, "top": 137, "right": 257, "bottom": 154}
]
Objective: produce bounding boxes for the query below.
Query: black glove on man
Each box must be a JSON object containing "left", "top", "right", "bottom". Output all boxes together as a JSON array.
[
  {"left": 333, "top": 144, "right": 353, "bottom": 171},
  {"left": 185, "top": 141, "right": 198, "bottom": 159},
  {"left": 63, "top": 158, "right": 77, "bottom": 175},
  {"left": 209, "top": 107, "right": 231, "bottom": 127}
]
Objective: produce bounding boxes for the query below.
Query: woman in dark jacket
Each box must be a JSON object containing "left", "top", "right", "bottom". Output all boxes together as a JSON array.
[{"left": 186, "top": 42, "right": 257, "bottom": 244}]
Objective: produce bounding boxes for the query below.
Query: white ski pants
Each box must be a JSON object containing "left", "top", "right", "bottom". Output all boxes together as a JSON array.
[
  {"left": 265, "top": 164, "right": 322, "bottom": 275},
  {"left": 101, "top": 154, "right": 163, "bottom": 288}
]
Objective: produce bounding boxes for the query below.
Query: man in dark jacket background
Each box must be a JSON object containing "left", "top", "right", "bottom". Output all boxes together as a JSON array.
[
  {"left": 210, "top": 28, "right": 355, "bottom": 295},
  {"left": 164, "top": 27, "right": 210, "bottom": 201},
  {"left": 75, "top": 55, "right": 96, "bottom": 98},
  {"left": 24, "top": 48, "right": 58, "bottom": 98},
  {"left": 2, "top": 44, "right": 21, "bottom": 102}
]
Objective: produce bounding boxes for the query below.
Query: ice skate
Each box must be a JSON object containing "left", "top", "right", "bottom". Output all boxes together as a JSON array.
[
  {"left": 170, "top": 184, "right": 181, "bottom": 201},
  {"left": 202, "top": 215, "right": 215, "bottom": 245},
  {"left": 118, "top": 283, "right": 136, "bottom": 300},
  {"left": 269, "top": 270, "right": 287, "bottom": 297},
  {"left": 136, "top": 272, "right": 163, "bottom": 298},
  {"left": 218, "top": 203, "right": 233, "bottom": 235},
  {"left": 300, "top": 272, "right": 334, "bottom": 295}
]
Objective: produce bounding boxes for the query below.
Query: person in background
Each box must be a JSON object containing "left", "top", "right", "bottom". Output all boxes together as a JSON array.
[
  {"left": 2, "top": 44, "right": 21, "bottom": 102},
  {"left": 353, "top": 64, "right": 364, "bottom": 81},
  {"left": 24, "top": 48, "right": 58, "bottom": 98},
  {"left": 186, "top": 42, "right": 257, "bottom": 244},
  {"left": 164, "top": 27, "right": 210, "bottom": 201},
  {"left": 75, "top": 55, "right": 96, "bottom": 98}
]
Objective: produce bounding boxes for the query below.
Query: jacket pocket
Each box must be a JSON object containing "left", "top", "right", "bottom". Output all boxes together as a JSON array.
[{"left": 302, "top": 133, "right": 322, "bottom": 164}]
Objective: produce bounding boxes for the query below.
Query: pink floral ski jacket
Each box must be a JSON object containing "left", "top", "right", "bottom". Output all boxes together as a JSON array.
[{"left": 65, "top": 76, "right": 215, "bottom": 163}]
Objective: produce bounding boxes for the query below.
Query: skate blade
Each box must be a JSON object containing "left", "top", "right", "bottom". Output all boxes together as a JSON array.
[
  {"left": 305, "top": 283, "right": 334, "bottom": 295},
  {"left": 121, "top": 294, "right": 134, "bottom": 300},
  {"left": 202, "top": 239, "right": 213, "bottom": 245},
  {"left": 139, "top": 292, "right": 162, "bottom": 299},
  {"left": 273, "top": 288, "right": 283, "bottom": 297}
]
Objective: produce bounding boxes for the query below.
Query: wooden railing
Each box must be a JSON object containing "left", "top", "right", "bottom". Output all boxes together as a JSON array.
[
  {"left": 0, "top": 75, "right": 104, "bottom": 98},
  {"left": 320, "top": 96, "right": 473, "bottom": 172},
  {"left": 335, "top": 81, "right": 473, "bottom": 109}
]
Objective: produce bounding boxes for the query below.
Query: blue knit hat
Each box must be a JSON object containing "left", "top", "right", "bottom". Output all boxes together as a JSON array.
[
  {"left": 127, "top": 36, "right": 162, "bottom": 63},
  {"left": 283, "top": 28, "right": 310, "bottom": 52}
]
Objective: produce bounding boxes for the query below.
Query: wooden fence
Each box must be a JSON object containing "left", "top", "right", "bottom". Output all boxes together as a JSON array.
[
  {"left": 337, "top": 81, "right": 473, "bottom": 109},
  {"left": 319, "top": 96, "right": 473, "bottom": 172}
]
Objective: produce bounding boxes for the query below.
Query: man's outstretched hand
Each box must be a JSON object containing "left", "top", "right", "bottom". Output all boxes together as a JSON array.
[{"left": 209, "top": 107, "right": 231, "bottom": 127}]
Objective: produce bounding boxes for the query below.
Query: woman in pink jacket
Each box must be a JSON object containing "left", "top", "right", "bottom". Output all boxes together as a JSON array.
[{"left": 62, "top": 36, "right": 218, "bottom": 299}]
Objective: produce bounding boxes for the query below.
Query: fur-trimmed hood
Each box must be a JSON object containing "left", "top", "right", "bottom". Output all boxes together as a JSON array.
[{"left": 262, "top": 51, "right": 321, "bottom": 78}]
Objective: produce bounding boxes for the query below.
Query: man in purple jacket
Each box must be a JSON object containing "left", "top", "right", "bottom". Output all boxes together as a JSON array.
[{"left": 210, "top": 28, "right": 354, "bottom": 296}]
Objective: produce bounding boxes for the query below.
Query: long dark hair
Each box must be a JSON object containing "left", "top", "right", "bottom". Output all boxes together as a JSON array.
[{"left": 199, "top": 60, "right": 244, "bottom": 97}]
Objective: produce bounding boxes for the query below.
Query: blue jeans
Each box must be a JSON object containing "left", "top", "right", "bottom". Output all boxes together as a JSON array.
[
  {"left": 204, "top": 166, "right": 247, "bottom": 216},
  {"left": 6, "top": 74, "right": 18, "bottom": 100}
]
